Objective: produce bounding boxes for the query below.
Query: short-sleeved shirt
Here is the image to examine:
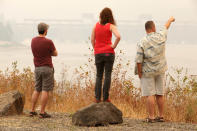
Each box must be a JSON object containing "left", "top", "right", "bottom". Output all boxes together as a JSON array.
[
  {"left": 31, "top": 36, "right": 56, "bottom": 68},
  {"left": 135, "top": 26, "right": 168, "bottom": 77}
]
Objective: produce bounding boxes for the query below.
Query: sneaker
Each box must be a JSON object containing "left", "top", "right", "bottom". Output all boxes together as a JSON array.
[
  {"left": 39, "top": 112, "right": 51, "bottom": 118},
  {"left": 154, "top": 116, "right": 165, "bottom": 122},
  {"left": 103, "top": 99, "right": 111, "bottom": 103},
  {"left": 29, "top": 112, "right": 38, "bottom": 117},
  {"left": 94, "top": 99, "right": 101, "bottom": 103}
]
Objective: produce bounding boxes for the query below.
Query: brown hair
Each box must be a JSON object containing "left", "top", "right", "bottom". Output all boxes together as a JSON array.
[
  {"left": 145, "top": 21, "right": 155, "bottom": 31},
  {"left": 100, "top": 7, "right": 116, "bottom": 25}
]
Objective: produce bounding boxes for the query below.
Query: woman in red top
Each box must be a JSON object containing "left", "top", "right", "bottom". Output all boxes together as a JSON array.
[{"left": 91, "top": 7, "right": 121, "bottom": 103}]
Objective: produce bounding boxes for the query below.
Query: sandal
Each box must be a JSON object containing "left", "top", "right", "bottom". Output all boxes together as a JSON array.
[
  {"left": 155, "top": 116, "right": 165, "bottom": 122},
  {"left": 145, "top": 118, "right": 156, "bottom": 123},
  {"left": 29, "top": 112, "right": 38, "bottom": 117},
  {"left": 39, "top": 112, "right": 51, "bottom": 118}
]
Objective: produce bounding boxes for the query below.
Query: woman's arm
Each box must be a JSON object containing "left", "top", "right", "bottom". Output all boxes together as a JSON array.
[
  {"left": 91, "top": 25, "right": 96, "bottom": 48},
  {"left": 110, "top": 24, "right": 121, "bottom": 49}
]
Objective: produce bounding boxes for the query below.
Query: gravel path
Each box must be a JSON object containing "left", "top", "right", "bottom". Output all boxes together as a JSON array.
[{"left": 0, "top": 112, "right": 197, "bottom": 131}]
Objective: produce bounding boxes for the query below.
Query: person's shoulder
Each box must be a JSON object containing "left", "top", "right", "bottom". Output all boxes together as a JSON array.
[
  {"left": 109, "top": 24, "right": 117, "bottom": 31},
  {"left": 94, "top": 22, "right": 99, "bottom": 28},
  {"left": 160, "top": 26, "right": 168, "bottom": 31},
  {"left": 44, "top": 37, "right": 53, "bottom": 43},
  {"left": 31, "top": 37, "right": 40, "bottom": 44},
  {"left": 110, "top": 24, "right": 116, "bottom": 27},
  {"left": 147, "top": 32, "right": 162, "bottom": 41},
  {"left": 138, "top": 37, "right": 147, "bottom": 47},
  {"left": 151, "top": 27, "right": 167, "bottom": 42},
  {"left": 95, "top": 22, "right": 101, "bottom": 27},
  {"left": 44, "top": 37, "right": 52, "bottom": 41},
  {"left": 32, "top": 36, "right": 39, "bottom": 40},
  {"left": 156, "top": 26, "right": 168, "bottom": 35}
]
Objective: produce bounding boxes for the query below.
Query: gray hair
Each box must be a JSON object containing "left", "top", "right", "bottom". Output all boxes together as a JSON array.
[{"left": 37, "top": 22, "right": 49, "bottom": 34}]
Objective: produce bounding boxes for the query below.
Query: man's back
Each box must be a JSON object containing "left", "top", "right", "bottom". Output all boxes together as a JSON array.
[
  {"left": 136, "top": 27, "right": 168, "bottom": 76},
  {"left": 31, "top": 37, "right": 56, "bottom": 68}
]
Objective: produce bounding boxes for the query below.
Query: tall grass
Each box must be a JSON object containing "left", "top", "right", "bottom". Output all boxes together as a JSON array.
[{"left": 0, "top": 52, "right": 197, "bottom": 123}]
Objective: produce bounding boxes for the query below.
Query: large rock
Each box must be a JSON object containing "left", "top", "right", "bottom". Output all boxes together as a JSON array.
[
  {"left": 0, "top": 91, "right": 25, "bottom": 116},
  {"left": 72, "top": 102, "right": 123, "bottom": 126}
]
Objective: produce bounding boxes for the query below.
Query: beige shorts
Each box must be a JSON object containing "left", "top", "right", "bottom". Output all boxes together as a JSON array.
[{"left": 140, "top": 74, "right": 165, "bottom": 96}]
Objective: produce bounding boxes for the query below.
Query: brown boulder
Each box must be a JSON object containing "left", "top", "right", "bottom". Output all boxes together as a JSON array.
[
  {"left": 72, "top": 102, "right": 123, "bottom": 126},
  {"left": 0, "top": 90, "right": 25, "bottom": 116}
]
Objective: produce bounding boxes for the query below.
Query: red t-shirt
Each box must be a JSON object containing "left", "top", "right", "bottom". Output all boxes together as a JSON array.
[
  {"left": 94, "top": 22, "right": 115, "bottom": 54},
  {"left": 31, "top": 37, "right": 56, "bottom": 68}
]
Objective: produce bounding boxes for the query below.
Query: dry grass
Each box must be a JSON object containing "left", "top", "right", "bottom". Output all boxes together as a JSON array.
[{"left": 0, "top": 50, "right": 197, "bottom": 124}]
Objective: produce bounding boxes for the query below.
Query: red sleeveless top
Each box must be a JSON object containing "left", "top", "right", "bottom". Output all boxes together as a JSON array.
[{"left": 94, "top": 22, "right": 115, "bottom": 54}]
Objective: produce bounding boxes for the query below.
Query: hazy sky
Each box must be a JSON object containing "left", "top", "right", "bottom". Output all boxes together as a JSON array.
[{"left": 0, "top": 0, "right": 196, "bottom": 22}]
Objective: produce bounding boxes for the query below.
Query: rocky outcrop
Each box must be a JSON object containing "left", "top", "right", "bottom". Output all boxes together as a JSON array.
[
  {"left": 72, "top": 102, "right": 123, "bottom": 126},
  {"left": 0, "top": 91, "right": 25, "bottom": 116}
]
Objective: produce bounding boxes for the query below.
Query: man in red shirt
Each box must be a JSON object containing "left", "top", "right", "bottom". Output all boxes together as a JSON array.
[{"left": 30, "top": 23, "right": 58, "bottom": 118}]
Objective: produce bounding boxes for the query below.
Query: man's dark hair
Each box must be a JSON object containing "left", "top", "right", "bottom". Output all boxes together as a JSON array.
[{"left": 145, "top": 21, "right": 154, "bottom": 31}]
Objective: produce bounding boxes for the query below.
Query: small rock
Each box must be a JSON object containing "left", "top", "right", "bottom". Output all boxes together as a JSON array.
[
  {"left": 0, "top": 90, "right": 25, "bottom": 116},
  {"left": 72, "top": 102, "right": 123, "bottom": 126}
]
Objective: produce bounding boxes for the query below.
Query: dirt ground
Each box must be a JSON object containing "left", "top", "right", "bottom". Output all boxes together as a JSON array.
[{"left": 0, "top": 112, "right": 197, "bottom": 131}]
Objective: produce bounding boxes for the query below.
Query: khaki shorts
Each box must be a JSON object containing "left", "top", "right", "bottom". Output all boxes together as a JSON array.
[
  {"left": 34, "top": 66, "right": 54, "bottom": 92},
  {"left": 140, "top": 74, "right": 165, "bottom": 96}
]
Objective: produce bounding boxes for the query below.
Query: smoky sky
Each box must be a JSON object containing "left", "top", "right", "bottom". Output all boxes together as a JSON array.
[{"left": 0, "top": 0, "right": 196, "bottom": 22}]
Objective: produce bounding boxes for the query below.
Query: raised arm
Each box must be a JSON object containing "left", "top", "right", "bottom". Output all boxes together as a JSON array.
[
  {"left": 91, "top": 25, "right": 96, "bottom": 48},
  {"left": 110, "top": 24, "right": 121, "bottom": 49},
  {"left": 165, "top": 16, "right": 175, "bottom": 29}
]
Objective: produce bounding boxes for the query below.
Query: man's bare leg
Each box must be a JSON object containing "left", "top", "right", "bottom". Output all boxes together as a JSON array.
[
  {"left": 156, "top": 95, "right": 164, "bottom": 117},
  {"left": 40, "top": 91, "right": 49, "bottom": 114},
  {"left": 31, "top": 90, "right": 40, "bottom": 112},
  {"left": 146, "top": 95, "right": 155, "bottom": 119}
]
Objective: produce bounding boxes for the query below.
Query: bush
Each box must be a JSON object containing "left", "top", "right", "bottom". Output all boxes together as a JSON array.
[{"left": 0, "top": 51, "right": 197, "bottom": 123}]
